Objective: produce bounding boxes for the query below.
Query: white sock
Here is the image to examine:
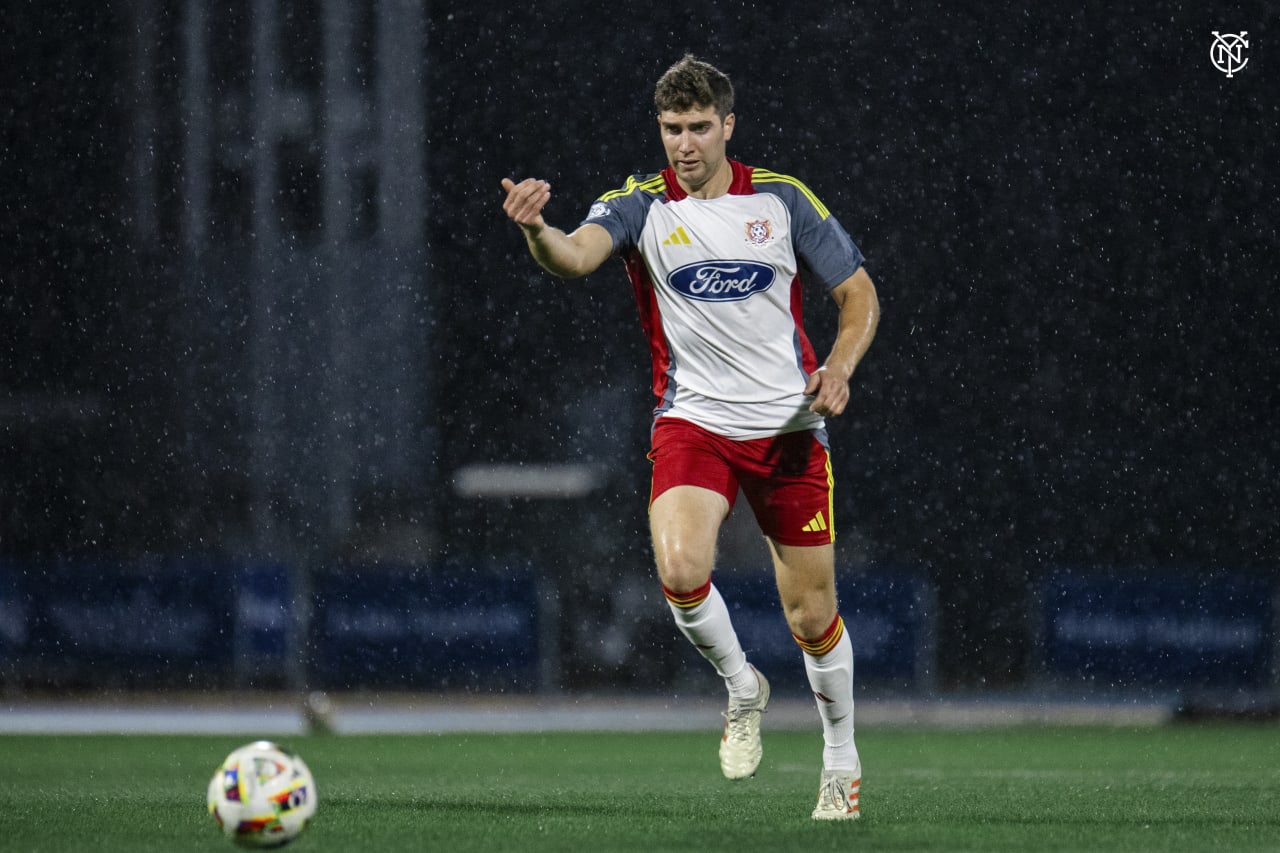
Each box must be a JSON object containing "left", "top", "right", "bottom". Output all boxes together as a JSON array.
[
  {"left": 799, "top": 616, "right": 859, "bottom": 771},
  {"left": 664, "top": 581, "right": 755, "bottom": 701}
]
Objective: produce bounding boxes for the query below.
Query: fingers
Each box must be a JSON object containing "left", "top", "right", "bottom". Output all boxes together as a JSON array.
[
  {"left": 813, "top": 395, "right": 848, "bottom": 417},
  {"left": 806, "top": 369, "right": 850, "bottom": 417},
  {"left": 501, "top": 177, "right": 551, "bottom": 227},
  {"left": 810, "top": 392, "right": 848, "bottom": 417}
]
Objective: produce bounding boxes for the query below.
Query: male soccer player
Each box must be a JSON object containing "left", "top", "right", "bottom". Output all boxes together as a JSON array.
[{"left": 501, "top": 54, "right": 878, "bottom": 820}]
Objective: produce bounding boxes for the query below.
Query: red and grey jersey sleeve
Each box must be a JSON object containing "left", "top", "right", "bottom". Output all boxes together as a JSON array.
[
  {"left": 578, "top": 173, "right": 667, "bottom": 254},
  {"left": 751, "top": 171, "right": 864, "bottom": 290},
  {"left": 796, "top": 210, "right": 864, "bottom": 290}
]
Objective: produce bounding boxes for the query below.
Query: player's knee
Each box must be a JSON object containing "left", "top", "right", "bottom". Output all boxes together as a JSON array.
[
  {"left": 655, "top": 543, "right": 712, "bottom": 592},
  {"left": 782, "top": 598, "right": 837, "bottom": 641}
]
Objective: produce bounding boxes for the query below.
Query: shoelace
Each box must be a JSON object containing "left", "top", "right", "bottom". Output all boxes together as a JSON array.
[
  {"left": 818, "top": 775, "right": 848, "bottom": 808},
  {"left": 721, "top": 706, "right": 765, "bottom": 741}
]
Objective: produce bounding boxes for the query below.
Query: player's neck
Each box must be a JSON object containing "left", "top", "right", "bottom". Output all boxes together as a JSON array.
[{"left": 679, "top": 159, "right": 734, "bottom": 199}]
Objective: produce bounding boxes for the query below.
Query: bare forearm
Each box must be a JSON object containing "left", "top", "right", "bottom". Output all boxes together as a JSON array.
[
  {"left": 823, "top": 270, "right": 879, "bottom": 382},
  {"left": 804, "top": 268, "right": 877, "bottom": 417},
  {"left": 502, "top": 177, "right": 612, "bottom": 279},
  {"left": 520, "top": 222, "right": 594, "bottom": 279}
]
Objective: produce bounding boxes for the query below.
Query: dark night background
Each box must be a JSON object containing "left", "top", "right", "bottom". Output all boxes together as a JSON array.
[{"left": 2, "top": 0, "right": 1276, "bottom": 691}]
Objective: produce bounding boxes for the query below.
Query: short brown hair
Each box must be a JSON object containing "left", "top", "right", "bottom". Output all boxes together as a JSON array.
[{"left": 654, "top": 54, "right": 735, "bottom": 119}]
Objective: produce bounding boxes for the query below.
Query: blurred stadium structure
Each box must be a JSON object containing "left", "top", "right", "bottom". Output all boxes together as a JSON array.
[{"left": 2, "top": 1, "right": 1277, "bottom": 707}]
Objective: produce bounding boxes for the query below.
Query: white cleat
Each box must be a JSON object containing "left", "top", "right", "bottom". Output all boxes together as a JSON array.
[
  {"left": 719, "top": 666, "right": 770, "bottom": 780},
  {"left": 811, "top": 765, "right": 861, "bottom": 820}
]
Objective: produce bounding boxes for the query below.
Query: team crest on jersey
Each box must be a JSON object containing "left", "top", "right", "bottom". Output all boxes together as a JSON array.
[
  {"left": 745, "top": 219, "right": 773, "bottom": 246},
  {"left": 588, "top": 202, "right": 611, "bottom": 219}
]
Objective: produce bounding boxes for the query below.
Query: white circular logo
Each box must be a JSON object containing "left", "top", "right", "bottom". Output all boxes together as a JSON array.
[{"left": 1210, "top": 31, "right": 1249, "bottom": 77}]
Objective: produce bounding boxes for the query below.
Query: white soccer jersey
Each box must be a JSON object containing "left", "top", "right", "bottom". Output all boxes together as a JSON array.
[{"left": 582, "top": 160, "right": 864, "bottom": 439}]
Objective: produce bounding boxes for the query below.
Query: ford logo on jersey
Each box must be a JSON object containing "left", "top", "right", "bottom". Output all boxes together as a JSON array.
[{"left": 667, "top": 260, "right": 776, "bottom": 302}]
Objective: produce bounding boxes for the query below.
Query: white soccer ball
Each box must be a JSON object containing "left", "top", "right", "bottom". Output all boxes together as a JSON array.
[{"left": 207, "top": 741, "right": 317, "bottom": 848}]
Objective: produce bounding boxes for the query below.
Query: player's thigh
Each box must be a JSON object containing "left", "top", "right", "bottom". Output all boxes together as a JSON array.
[
  {"left": 649, "top": 485, "right": 729, "bottom": 591},
  {"left": 767, "top": 539, "right": 838, "bottom": 639}
]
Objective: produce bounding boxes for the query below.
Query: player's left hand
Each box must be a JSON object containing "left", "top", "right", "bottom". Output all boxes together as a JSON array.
[{"left": 804, "top": 366, "right": 850, "bottom": 417}]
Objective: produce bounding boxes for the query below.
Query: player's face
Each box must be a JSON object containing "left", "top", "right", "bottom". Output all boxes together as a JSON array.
[{"left": 658, "top": 105, "right": 735, "bottom": 195}]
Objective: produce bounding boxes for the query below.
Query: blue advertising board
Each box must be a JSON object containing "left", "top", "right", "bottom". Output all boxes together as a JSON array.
[
  {"left": 233, "top": 563, "right": 293, "bottom": 672},
  {"left": 12, "top": 557, "right": 235, "bottom": 684},
  {"left": 713, "top": 568, "right": 936, "bottom": 694},
  {"left": 1039, "top": 570, "right": 1275, "bottom": 689},
  {"left": 310, "top": 563, "right": 540, "bottom": 690}
]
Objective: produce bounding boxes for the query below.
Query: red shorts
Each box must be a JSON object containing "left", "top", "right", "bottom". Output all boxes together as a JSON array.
[{"left": 648, "top": 417, "right": 835, "bottom": 546}]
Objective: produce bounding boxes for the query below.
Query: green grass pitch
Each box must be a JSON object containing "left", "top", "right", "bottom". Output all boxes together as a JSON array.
[{"left": 1, "top": 725, "right": 1278, "bottom": 851}]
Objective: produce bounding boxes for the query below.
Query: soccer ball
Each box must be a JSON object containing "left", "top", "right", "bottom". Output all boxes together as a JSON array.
[{"left": 207, "top": 741, "right": 317, "bottom": 847}]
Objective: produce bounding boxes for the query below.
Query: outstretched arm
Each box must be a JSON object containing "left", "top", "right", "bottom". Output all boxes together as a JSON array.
[
  {"left": 501, "top": 177, "right": 614, "bottom": 279},
  {"left": 804, "top": 266, "right": 879, "bottom": 417}
]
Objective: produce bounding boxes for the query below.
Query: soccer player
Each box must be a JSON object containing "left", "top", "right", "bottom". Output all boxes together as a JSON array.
[{"left": 501, "top": 54, "right": 878, "bottom": 820}]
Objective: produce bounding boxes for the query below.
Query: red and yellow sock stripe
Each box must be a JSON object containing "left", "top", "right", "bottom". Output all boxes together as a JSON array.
[
  {"left": 662, "top": 580, "right": 712, "bottom": 609},
  {"left": 794, "top": 614, "right": 845, "bottom": 657}
]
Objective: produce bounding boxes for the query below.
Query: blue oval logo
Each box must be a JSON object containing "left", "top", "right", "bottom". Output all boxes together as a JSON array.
[{"left": 667, "top": 260, "right": 776, "bottom": 302}]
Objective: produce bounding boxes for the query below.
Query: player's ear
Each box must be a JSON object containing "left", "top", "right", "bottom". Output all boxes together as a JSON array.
[{"left": 722, "top": 112, "right": 736, "bottom": 140}]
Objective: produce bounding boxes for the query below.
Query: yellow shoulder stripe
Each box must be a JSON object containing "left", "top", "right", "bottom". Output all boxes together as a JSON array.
[
  {"left": 598, "top": 173, "right": 666, "bottom": 202},
  {"left": 751, "top": 169, "right": 831, "bottom": 220}
]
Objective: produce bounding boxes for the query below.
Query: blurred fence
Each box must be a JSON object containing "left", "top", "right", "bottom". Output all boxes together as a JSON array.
[
  {"left": 0, "top": 557, "right": 939, "bottom": 695},
  {"left": 1, "top": 558, "right": 1274, "bottom": 698}
]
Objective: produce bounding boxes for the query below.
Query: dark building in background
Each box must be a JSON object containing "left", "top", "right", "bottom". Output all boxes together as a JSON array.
[{"left": 5, "top": 1, "right": 431, "bottom": 563}]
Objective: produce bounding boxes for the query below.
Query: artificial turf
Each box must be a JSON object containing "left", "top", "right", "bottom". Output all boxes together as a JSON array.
[{"left": 1, "top": 725, "right": 1277, "bottom": 851}]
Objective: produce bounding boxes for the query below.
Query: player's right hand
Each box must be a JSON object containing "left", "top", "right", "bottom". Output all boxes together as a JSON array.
[{"left": 501, "top": 177, "right": 551, "bottom": 230}]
